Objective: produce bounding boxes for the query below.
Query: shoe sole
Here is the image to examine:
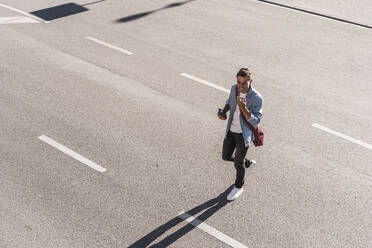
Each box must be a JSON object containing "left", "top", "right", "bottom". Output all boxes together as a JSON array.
[
  {"left": 227, "top": 190, "right": 244, "bottom": 201},
  {"left": 227, "top": 195, "right": 242, "bottom": 201}
]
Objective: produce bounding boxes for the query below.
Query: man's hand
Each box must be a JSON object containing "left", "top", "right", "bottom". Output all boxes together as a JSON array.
[
  {"left": 236, "top": 96, "right": 246, "bottom": 110},
  {"left": 217, "top": 109, "right": 227, "bottom": 120},
  {"left": 217, "top": 113, "right": 227, "bottom": 120},
  {"left": 236, "top": 97, "right": 251, "bottom": 120}
]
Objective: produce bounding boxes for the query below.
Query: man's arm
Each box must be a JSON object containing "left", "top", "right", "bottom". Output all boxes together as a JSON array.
[
  {"left": 220, "top": 85, "right": 233, "bottom": 114},
  {"left": 237, "top": 97, "right": 263, "bottom": 129},
  {"left": 218, "top": 85, "right": 233, "bottom": 120},
  {"left": 220, "top": 104, "right": 230, "bottom": 115},
  {"left": 238, "top": 105, "right": 251, "bottom": 120}
]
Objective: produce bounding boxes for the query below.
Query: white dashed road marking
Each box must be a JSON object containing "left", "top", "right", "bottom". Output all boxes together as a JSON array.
[
  {"left": 312, "top": 123, "right": 372, "bottom": 150},
  {"left": 38, "top": 135, "right": 107, "bottom": 173},
  {"left": 178, "top": 211, "right": 249, "bottom": 248},
  {"left": 180, "top": 73, "right": 230, "bottom": 93},
  {"left": 86, "top": 36, "right": 134, "bottom": 55}
]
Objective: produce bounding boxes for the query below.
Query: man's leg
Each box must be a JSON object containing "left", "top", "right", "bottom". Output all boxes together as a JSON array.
[
  {"left": 232, "top": 133, "right": 248, "bottom": 188},
  {"left": 222, "top": 131, "right": 236, "bottom": 162}
]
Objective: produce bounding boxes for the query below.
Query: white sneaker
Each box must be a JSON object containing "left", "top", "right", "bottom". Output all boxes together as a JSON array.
[
  {"left": 245, "top": 159, "right": 256, "bottom": 168},
  {"left": 227, "top": 186, "right": 244, "bottom": 201}
]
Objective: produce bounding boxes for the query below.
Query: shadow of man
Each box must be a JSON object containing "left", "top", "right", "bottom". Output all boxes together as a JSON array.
[{"left": 128, "top": 185, "right": 233, "bottom": 247}]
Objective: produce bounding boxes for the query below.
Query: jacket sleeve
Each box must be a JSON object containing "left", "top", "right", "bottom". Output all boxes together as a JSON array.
[
  {"left": 247, "top": 96, "right": 263, "bottom": 129},
  {"left": 226, "top": 85, "right": 234, "bottom": 105}
]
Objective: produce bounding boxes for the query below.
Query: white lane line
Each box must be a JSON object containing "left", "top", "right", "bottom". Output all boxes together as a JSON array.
[
  {"left": 38, "top": 135, "right": 107, "bottom": 173},
  {"left": 180, "top": 73, "right": 230, "bottom": 93},
  {"left": 312, "top": 123, "right": 372, "bottom": 150},
  {"left": 86, "top": 36, "right": 133, "bottom": 55},
  {"left": 0, "top": 3, "right": 46, "bottom": 23},
  {"left": 178, "top": 211, "right": 249, "bottom": 248},
  {"left": 0, "top": 16, "right": 39, "bottom": 24}
]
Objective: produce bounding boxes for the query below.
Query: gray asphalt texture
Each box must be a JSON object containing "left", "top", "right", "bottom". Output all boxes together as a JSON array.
[{"left": 0, "top": 0, "right": 371, "bottom": 247}]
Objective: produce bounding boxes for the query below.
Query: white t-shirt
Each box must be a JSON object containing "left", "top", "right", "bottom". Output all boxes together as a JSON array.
[{"left": 230, "top": 93, "right": 247, "bottom": 133}]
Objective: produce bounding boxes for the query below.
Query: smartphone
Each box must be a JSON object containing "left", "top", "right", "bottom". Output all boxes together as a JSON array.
[{"left": 218, "top": 108, "right": 227, "bottom": 119}]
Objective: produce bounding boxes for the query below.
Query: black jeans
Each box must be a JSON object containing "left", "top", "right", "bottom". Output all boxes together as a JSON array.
[{"left": 222, "top": 131, "right": 248, "bottom": 188}]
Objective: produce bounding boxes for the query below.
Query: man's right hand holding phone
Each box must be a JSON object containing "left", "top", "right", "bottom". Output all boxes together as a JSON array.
[{"left": 217, "top": 108, "right": 227, "bottom": 120}]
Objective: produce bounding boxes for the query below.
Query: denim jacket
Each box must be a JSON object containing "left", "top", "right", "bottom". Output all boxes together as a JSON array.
[{"left": 225, "top": 84, "right": 263, "bottom": 147}]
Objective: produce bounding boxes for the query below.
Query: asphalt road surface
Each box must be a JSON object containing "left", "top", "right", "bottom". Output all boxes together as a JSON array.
[{"left": 0, "top": 0, "right": 371, "bottom": 247}]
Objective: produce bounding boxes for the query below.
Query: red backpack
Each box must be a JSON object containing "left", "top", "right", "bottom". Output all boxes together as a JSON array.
[{"left": 235, "top": 88, "right": 264, "bottom": 146}]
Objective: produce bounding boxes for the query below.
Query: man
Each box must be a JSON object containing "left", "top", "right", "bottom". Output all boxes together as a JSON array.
[{"left": 217, "top": 68, "right": 263, "bottom": 201}]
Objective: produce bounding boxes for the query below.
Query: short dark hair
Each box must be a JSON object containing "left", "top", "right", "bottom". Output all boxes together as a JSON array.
[{"left": 236, "top": 68, "right": 252, "bottom": 79}]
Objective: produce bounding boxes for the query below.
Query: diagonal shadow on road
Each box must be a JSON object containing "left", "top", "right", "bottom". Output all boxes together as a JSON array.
[
  {"left": 115, "top": 0, "right": 195, "bottom": 23},
  {"left": 127, "top": 185, "right": 232, "bottom": 247}
]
